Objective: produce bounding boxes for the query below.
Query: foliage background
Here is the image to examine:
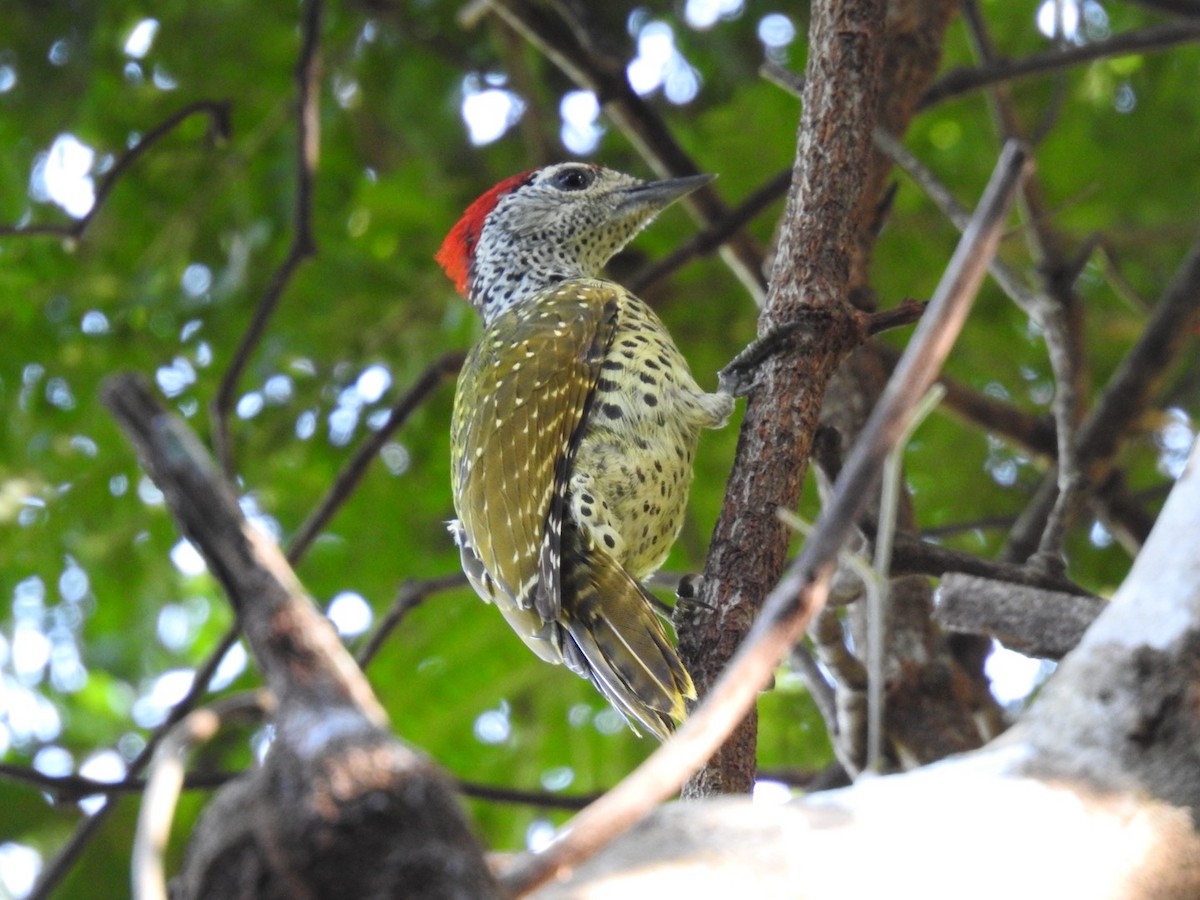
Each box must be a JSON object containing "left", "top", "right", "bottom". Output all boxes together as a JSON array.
[{"left": 1, "top": 1, "right": 1197, "bottom": 895}]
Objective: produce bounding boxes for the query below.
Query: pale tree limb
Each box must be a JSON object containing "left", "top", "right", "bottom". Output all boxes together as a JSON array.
[
  {"left": 131, "top": 694, "right": 271, "bottom": 900},
  {"left": 935, "top": 572, "right": 1105, "bottom": 660},
  {"left": 537, "top": 414, "right": 1200, "bottom": 900}
]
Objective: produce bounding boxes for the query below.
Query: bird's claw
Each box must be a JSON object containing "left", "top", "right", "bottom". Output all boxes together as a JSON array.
[
  {"left": 675, "top": 573, "right": 715, "bottom": 613},
  {"left": 718, "top": 321, "right": 807, "bottom": 398}
]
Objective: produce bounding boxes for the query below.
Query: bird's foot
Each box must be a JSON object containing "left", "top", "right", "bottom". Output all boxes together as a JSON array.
[
  {"left": 717, "top": 321, "right": 807, "bottom": 397},
  {"left": 675, "top": 573, "right": 715, "bottom": 613}
]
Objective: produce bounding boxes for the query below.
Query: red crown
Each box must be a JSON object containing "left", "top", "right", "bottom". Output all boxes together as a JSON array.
[{"left": 436, "top": 170, "right": 535, "bottom": 295}]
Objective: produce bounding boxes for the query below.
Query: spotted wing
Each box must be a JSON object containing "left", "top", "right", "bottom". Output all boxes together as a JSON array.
[{"left": 451, "top": 281, "right": 619, "bottom": 626}]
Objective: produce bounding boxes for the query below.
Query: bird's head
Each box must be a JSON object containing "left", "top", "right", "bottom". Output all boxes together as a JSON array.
[{"left": 436, "top": 163, "right": 713, "bottom": 322}]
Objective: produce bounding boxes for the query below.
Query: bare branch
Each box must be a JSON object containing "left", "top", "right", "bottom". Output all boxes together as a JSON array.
[
  {"left": 920, "top": 21, "right": 1200, "bottom": 109},
  {"left": 356, "top": 572, "right": 468, "bottom": 667},
  {"left": 456, "top": 781, "right": 600, "bottom": 811},
  {"left": 886, "top": 532, "right": 1093, "bottom": 596},
  {"left": 935, "top": 573, "right": 1104, "bottom": 659},
  {"left": 958, "top": 0, "right": 1091, "bottom": 569},
  {"left": 211, "top": 0, "right": 324, "bottom": 476},
  {"left": 0, "top": 101, "right": 230, "bottom": 240},
  {"left": 864, "top": 299, "right": 928, "bottom": 336},
  {"left": 1005, "top": 232, "right": 1200, "bottom": 560},
  {"left": 0, "top": 758, "right": 600, "bottom": 812}
]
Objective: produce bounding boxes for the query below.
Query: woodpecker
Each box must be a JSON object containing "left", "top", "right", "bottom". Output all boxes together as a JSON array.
[{"left": 437, "top": 163, "right": 732, "bottom": 740}]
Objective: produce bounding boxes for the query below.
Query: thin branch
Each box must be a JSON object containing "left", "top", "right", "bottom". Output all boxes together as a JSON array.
[
  {"left": 0, "top": 764, "right": 236, "bottom": 801},
  {"left": 887, "top": 532, "right": 1093, "bottom": 596},
  {"left": 210, "top": 0, "right": 324, "bottom": 476},
  {"left": 479, "top": 0, "right": 769, "bottom": 304},
  {"left": 1005, "top": 231, "right": 1200, "bottom": 560},
  {"left": 864, "top": 299, "right": 928, "bottom": 336},
  {"left": 0, "top": 759, "right": 600, "bottom": 813},
  {"left": 498, "top": 140, "right": 1031, "bottom": 898},
  {"left": 1120, "top": 0, "right": 1200, "bottom": 19},
  {"left": 920, "top": 21, "right": 1200, "bottom": 109},
  {"left": 870, "top": 126, "right": 1041, "bottom": 316},
  {"left": 0, "top": 101, "right": 231, "bottom": 239},
  {"left": 1096, "top": 238, "right": 1153, "bottom": 313},
  {"left": 455, "top": 781, "right": 600, "bottom": 811},
  {"left": 959, "top": 0, "right": 1090, "bottom": 570},
  {"left": 356, "top": 572, "right": 468, "bottom": 668},
  {"left": 767, "top": 67, "right": 1047, "bottom": 326},
  {"left": 866, "top": 386, "right": 946, "bottom": 773},
  {"left": 288, "top": 352, "right": 465, "bottom": 562}
]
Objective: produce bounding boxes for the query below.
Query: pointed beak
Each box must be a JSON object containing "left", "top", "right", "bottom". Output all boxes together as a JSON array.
[{"left": 616, "top": 173, "right": 716, "bottom": 212}]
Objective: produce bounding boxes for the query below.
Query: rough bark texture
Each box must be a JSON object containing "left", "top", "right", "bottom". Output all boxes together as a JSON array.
[
  {"left": 175, "top": 721, "right": 497, "bottom": 900},
  {"left": 813, "top": 0, "right": 1004, "bottom": 769},
  {"left": 677, "top": 0, "right": 887, "bottom": 797}
]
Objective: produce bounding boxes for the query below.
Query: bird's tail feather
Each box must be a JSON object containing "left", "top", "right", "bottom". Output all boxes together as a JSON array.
[{"left": 560, "top": 526, "right": 695, "bottom": 741}]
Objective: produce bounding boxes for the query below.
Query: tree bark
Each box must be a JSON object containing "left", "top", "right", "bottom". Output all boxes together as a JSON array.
[{"left": 678, "top": 0, "right": 888, "bottom": 798}]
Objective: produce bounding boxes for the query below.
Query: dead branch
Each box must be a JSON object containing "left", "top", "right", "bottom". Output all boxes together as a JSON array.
[
  {"left": 935, "top": 573, "right": 1105, "bottom": 659},
  {"left": 104, "top": 373, "right": 498, "bottom": 898}
]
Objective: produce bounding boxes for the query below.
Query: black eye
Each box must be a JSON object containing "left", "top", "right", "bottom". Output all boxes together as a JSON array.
[{"left": 551, "top": 166, "right": 595, "bottom": 191}]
